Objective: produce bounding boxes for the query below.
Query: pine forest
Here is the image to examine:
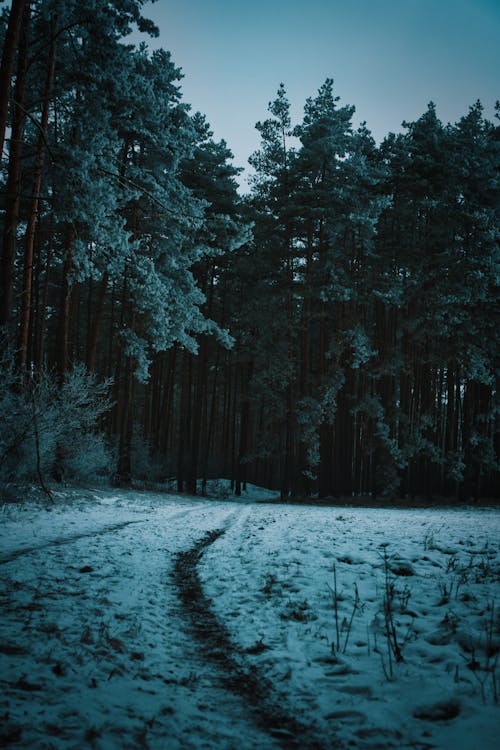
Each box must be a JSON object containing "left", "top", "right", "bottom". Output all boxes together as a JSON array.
[{"left": 1, "top": 0, "right": 499, "bottom": 503}]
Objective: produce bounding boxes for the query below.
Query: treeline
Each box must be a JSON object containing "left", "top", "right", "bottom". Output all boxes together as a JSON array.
[{"left": 1, "top": 1, "right": 498, "bottom": 501}]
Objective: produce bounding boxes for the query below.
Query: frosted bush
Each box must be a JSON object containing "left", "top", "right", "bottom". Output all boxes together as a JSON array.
[
  {"left": 129, "top": 432, "right": 166, "bottom": 482},
  {"left": 61, "top": 431, "right": 113, "bottom": 481},
  {"left": 0, "top": 354, "right": 113, "bottom": 488}
]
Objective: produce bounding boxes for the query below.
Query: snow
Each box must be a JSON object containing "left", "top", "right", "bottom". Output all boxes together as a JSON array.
[{"left": 1, "top": 488, "right": 499, "bottom": 749}]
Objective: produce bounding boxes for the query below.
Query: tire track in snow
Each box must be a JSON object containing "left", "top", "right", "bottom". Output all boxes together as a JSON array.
[
  {"left": 0, "top": 504, "right": 202, "bottom": 565},
  {"left": 173, "top": 517, "right": 342, "bottom": 750}
]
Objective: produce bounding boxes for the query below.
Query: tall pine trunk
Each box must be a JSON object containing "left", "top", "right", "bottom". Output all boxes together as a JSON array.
[
  {"left": 34, "top": 218, "right": 53, "bottom": 370},
  {"left": 177, "top": 349, "right": 192, "bottom": 493},
  {"left": 55, "top": 226, "right": 74, "bottom": 376},
  {"left": 0, "top": 0, "right": 29, "bottom": 327},
  {"left": 235, "top": 360, "right": 253, "bottom": 496},
  {"left": 0, "top": 0, "right": 26, "bottom": 163},
  {"left": 86, "top": 271, "right": 109, "bottom": 372},
  {"left": 17, "top": 23, "right": 56, "bottom": 370},
  {"left": 116, "top": 354, "right": 134, "bottom": 485}
]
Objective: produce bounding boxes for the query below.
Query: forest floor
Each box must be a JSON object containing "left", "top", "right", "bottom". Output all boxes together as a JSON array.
[{"left": 0, "top": 484, "right": 499, "bottom": 749}]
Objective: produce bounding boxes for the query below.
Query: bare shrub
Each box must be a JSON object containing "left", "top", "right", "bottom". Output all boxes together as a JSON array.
[{"left": 0, "top": 353, "right": 113, "bottom": 491}]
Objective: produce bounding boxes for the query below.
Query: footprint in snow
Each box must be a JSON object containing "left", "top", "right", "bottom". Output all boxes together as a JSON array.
[{"left": 413, "top": 698, "right": 461, "bottom": 721}]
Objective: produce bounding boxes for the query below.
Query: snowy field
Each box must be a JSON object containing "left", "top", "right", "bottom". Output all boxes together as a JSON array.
[{"left": 1, "top": 487, "right": 499, "bottom": 749}]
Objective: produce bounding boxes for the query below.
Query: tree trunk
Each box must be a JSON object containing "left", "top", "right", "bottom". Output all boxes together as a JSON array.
[
  {"left": 187, "top": 340, "right": 208, "bottom": 495},
  {"left": 0, "top": 0, "right": 26, "bottom": 164},
  {"left": 0, "top": 0, "right": 29, "bottom": 327},
  {"left": 55, "top": 226, "right": 74, "bottom": 376},
  {"left": 86, "top": 271, "right": 109, "bottom": 372},
  {"left": 235, "top": 360, "right": 253, "bottom": 496},
  {"left": 177, "top": 350, "right": 192, "bottom": 493},
  {"left": 17, "top": 24, "right": 56, "bottom": 370},
  {"left": 200, "top": 345, "right": 220, "bottom": 494},
  {"left": 116, "top": 354, "right": 134, "bottom": 485},
  {"left": 158, "top": 346, "right": 177, "bottom": 458},
  {"left": 34, "top": 217, "right": 52, "bottom": 370}
]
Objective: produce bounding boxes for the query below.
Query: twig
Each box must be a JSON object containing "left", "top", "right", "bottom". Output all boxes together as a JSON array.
[
  {"left": 30, "top": 386, "right": 54, "bottom": 504},
  {"left": 343, "top": 582, "right": 360, "bottom": 654},
  {"left": 12, "top": 100, "right": 56, "bottom": 162},
  {"left": 382, "top": 547, "right": 403, "bottom": 666},
  {"left": 333, "top": 563, "right": 340, "bottom": 653}
]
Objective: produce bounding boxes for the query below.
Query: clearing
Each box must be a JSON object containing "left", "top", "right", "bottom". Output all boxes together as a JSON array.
[{"left": 1, "top": 486, "right": 499, "bottom": 749}]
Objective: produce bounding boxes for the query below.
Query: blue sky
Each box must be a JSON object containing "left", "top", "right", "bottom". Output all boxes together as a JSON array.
[{"left": 138, "top": 0, "right": 499, "bottom": 188}]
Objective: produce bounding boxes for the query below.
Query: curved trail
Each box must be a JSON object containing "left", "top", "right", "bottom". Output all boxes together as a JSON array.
[
  {"left": 174, "top": 521, "right": 341, "bottom": 750},
  {"left": 2, "top": 496, "right": 343, "bottom": 748},
  {"left": 2, "top": 499, "right": 293, "bottom": 749}
]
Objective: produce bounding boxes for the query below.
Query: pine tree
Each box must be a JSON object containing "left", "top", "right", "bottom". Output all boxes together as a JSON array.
[{"left": 248, "top": 83, "right": 301, "bottom": 496}]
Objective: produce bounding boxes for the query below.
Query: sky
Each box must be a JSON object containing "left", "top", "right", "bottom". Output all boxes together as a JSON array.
[{"left": 135, "top": 0, "right": 499, "bottom": 190}]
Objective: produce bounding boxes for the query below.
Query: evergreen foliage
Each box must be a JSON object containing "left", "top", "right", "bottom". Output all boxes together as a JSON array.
[{"left": 0, "top": 1, "right": 497, "bottom": 500}]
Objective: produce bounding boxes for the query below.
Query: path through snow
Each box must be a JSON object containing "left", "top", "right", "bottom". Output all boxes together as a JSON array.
[
  {"left": 1, "top": 492, "right": 281, "bottom": 749},
  {"left": 1, "top": 488, "right": 499, "bottom": 749}
]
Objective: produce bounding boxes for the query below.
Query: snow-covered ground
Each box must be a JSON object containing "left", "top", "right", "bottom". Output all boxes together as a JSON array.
[{"left": 1, "top": 487, "right": 498, "bottom": 749}]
